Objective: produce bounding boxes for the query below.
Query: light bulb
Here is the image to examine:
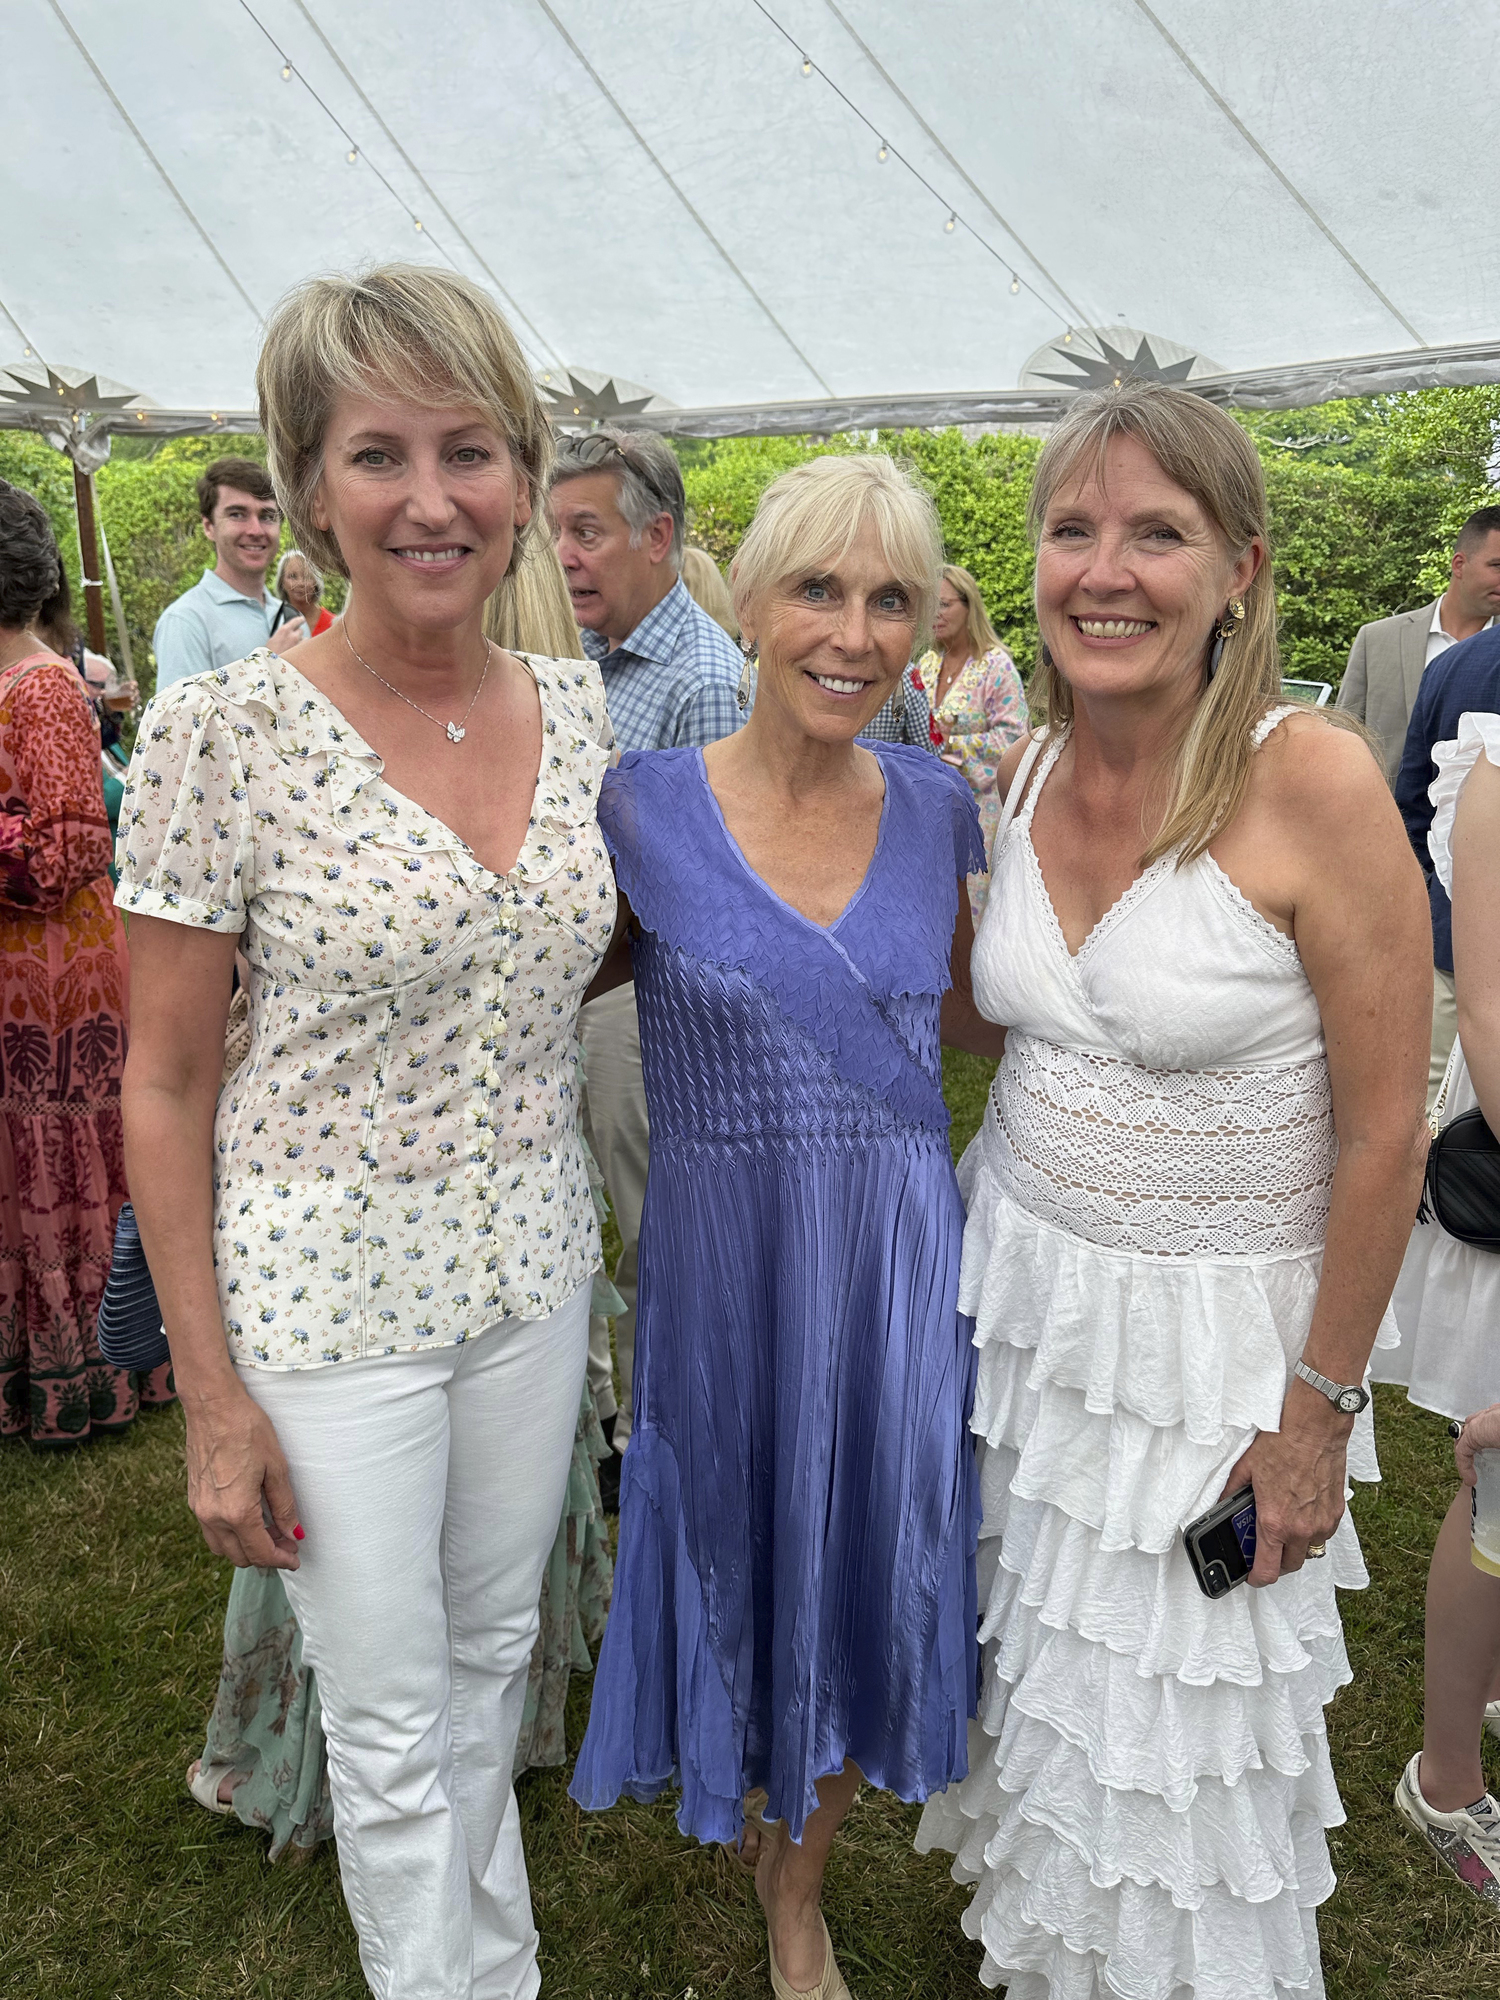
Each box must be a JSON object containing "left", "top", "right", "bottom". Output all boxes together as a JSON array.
[
  {"left": 542, "top": 372, "right": 552, "bottom": 383},
  {"left": 413, "top": 218, "right": 423, "bottom": 232},
  {"left": 23, "top": 345, "right": 32, "bottom": 357},
  {"left": 877, "top": 143, "right": 888, "bottom": 162},
  {"left": 346, "top": 147, "right": 358, "bottom": 164},
  {"left": 1010, "top": 275, "right": 1020, "bottom": 295},
  {"left": 281, "top": 62, "right": 292, "bottom": 79},
  {"left": 211, "top": 411, "right": 220, "bottom": 422},
  {"left": 944, "top": 213, "right": 956, "bottom": 233},
  {"left": 800, "top": 55, "right": 812, "bottom": 74}
]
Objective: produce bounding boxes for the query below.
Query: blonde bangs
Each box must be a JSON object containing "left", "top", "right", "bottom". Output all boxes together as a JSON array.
[
  {"left": 256, "top": 264, "right": 553, "bottom": 580},
  {"left": 1027, "top": 383, "right": 1285, "bottom": 866},
  {"left": 731, "top": 454, "right": 942, "bottom": 636}
]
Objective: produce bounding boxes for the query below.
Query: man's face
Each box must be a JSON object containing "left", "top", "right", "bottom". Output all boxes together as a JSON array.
[
  {"left": 204, "top": 487, "right": 282, "bottom": 581},
  {"left": 1451, "top": 531, "right": 1500, "bottom": 624},
  {"left": 549, "top": 470, "right": 670, "bottom": 638}
]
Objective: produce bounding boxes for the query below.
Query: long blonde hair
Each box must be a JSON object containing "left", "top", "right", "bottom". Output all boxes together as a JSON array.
[
  {"left": 680, "top": 545, "right": 739, "bottom": 639},
  {"left": 937, "top": 562, "right": 1000, "bottom": 661},
  {"left": 484, "top": 532, "right": 584, "bottom": 657},
  {"left": 1028, "top": 383, "right": 1280, "bottom": 866}
]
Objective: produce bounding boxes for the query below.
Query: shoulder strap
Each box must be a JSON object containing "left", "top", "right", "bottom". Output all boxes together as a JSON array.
[
  {"left": 992, "top": 728, "right": 1051, "bottom": 853},
  {"left": 1251, "top": 703, "right": 1301, "bottom": 749},
  {"left": 1430, "top": 1036, "right": 1464, "bottom": 1137}
]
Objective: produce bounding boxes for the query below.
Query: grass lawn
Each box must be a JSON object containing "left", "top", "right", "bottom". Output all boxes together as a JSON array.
[{"left": 2, "top": 1051, "right": 1498, "bottom": 1997}]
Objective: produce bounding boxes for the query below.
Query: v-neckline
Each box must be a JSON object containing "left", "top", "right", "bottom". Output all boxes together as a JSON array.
[
  {"left": 269, "top": 647, "right": 549, "bottom": 884},
  {"left": 1017, "top": 732, "right": 1173, "bottom": 966},
  {"left": 695, "top": 748, "right": 891, "bottom": 936}
]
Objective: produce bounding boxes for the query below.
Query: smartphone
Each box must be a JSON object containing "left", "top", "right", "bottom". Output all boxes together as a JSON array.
[{"left": 1183, "top": 1485, "right": 1257, "bottom": 1599}]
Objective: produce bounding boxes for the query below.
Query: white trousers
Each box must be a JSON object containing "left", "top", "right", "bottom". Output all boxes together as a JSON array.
[
  {"left": 239, "top": 1288, "right": 590, "bottom": 2000},
  {"left": 578, "top": 981, "right": 649, "bottom": 1444}
]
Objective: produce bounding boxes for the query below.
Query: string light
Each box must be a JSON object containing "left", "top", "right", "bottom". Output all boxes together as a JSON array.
[
  {"left": 1063, "top": 328, "right": 1073, "bottom": 343},
  {"left": 280, "top": 62, "right": 292, "bottom": 79},
  {"left": 413, "top": 218, "right": 423, "bottom": 232},
  {"left": 346, "top": 147, "right": 358, "bottom": 164},
  {"left": 753, "top": 2, "right": 1074, "bottom": 339}
]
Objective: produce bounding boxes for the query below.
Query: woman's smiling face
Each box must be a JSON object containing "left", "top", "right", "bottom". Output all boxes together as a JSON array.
[
  {"left": 311, "top": 390, "right": 531, "bottom": 633},
  {"left": 1035, "top": 433, "right": 1262, "bottom": 704},
  {"left": 741, "top": 519, "right": 917, "bottom": 744}
]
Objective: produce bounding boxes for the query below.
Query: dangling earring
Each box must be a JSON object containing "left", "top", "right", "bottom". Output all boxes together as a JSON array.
[
  {"left": 1040, "top": 642, "right": 1055, "bottom": 671},
  {"left": 737, "top": 644, "right": 758, "bottom": 712},
  {"left": 1206, "top": 598, "right": 1246, "bottom": 682}
]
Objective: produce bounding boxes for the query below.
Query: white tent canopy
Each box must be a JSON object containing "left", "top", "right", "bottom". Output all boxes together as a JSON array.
[{"left": 5, "top": 0, "right": 1499, "bottom": 444}]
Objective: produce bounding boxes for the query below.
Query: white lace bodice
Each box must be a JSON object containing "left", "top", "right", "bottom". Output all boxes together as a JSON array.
[{"left": 971, "top": 709, "right": 1335, "bottom": 1258}]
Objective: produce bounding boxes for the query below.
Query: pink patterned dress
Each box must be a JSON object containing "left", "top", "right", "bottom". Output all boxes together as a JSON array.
[
  {"left": 0, "top": 652, "right": 171, "bottom": 1445},
  {"left": 915, "top": 646, "right": 1029, "bottom": 922}
]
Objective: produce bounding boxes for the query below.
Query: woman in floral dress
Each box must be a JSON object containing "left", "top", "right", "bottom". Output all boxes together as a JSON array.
[
  {"left": 915, "top": 562, "right": 1029, "bottom": 922},
  {"left": 0, "top": 481, "right": 171, "bottom": 1445}
]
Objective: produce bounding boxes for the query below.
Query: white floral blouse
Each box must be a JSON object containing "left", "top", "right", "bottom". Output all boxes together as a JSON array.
[{"left": 115, "top": 648, "right": 616, "bottom": 1370}]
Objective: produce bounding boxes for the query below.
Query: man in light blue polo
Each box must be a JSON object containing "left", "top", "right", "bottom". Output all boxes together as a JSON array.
[{"left": 151, "top": 457, "right": 307, "bottom": 691}]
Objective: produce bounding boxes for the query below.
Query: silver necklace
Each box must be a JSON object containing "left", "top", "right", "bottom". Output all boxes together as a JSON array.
[{"left": 341, "top": 624, "right": 492, "bottom": 744}]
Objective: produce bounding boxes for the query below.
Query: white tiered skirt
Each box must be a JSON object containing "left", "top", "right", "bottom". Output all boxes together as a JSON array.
[{"left": 917, "top": 1127, "right": 1391, "bottom": 2000}]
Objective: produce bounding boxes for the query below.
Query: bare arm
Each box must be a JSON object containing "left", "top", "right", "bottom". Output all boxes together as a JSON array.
[
  {"left": 121, "top": 914, "right": 301, "bottom": 1570},
  {"left": 942, "top": 879, "right": 1008, "bottom": 1059},
  {"left": 581, "top": 885, "right": 637, "bottom": 1002},
  {"left": 1222, "top": 722, "right": 1430, "bottom": 1583},
  {"left": 1450, "top": 753, "right": 1500, "bottom": 1130}
]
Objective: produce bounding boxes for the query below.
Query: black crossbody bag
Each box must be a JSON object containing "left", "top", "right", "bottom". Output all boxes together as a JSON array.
[{"left": 1422, "top": 1042, "right": 1500, "bottom": 1252}]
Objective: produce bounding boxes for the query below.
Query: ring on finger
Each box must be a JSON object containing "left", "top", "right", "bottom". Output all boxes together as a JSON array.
[{"left": 1306, "top": 1542, "right": 1327, "bottom": 1559}]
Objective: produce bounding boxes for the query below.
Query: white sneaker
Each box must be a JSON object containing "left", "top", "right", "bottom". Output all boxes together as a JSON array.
[{"left": 1396, "top": 1753, "right": 1500, "bottom": 1906}]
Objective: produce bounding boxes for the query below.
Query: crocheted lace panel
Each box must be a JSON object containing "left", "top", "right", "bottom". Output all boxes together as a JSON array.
[{"left": 992, "top": 1031, "right": 1336, "bottom": 1258}]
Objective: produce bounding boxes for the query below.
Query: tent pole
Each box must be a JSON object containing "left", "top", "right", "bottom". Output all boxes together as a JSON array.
[{"left": 72, "top": 464, "right": 109, "bottom": 657}]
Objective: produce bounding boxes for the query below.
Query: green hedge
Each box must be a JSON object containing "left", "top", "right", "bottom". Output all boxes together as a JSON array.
[{"left": 3, "top": 388, "right": 1494, "bottom": 701}]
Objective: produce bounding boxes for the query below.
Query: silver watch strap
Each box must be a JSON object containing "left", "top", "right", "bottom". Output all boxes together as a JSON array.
[{"left": 1294, "top": 1358, "right": 1361, "bottom": 1404}]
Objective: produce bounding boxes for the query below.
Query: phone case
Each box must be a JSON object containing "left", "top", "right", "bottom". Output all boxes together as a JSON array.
[{"left": 1183, "top": 1484, "right": 1257, "bottom": 1600}]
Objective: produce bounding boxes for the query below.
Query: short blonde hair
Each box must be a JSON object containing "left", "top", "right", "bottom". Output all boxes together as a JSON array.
[
  {"left": 731, "top": 453, "right": 942, "bottom": 636},
  {"left": 1028, "top": 382, "right": 1281, "bottom": 866},
  {"left": 680, "top": 545, "right": 739, "bottom": 639},
  {"left": 257, "top": 264, "right": 553, "bottom": 581},
  {"left": 484, "top": 532, "right": 584, "bottom": 659},
  {"left": 938, "top": 562, "right": 1000, "bottom": 660}
]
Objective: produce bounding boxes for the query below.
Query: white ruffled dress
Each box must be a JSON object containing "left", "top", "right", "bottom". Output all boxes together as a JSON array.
[
  {"left": 1378, "top": 712, "right": 1500, "bottom": 1421},
  {"left": 917, "top": 712, "right": 1391, "bottom": 2000}
]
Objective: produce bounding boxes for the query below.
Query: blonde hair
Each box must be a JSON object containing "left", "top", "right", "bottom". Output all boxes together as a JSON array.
[
  {"left": 680, "top": 545, "right": 739, "bottom": 639},
  {"left": 731, "top": 453, "right": 942, "bottom": 636},
  {"left": 938, "top": 562, "right": 1000, "bottom": 661},
  {"left": 257, "top": 264, "right": 553, "bottom": 582},
  {"left": 1028, "top": 382, "right": 1281, "bottom": 866},
  {"left": 483, "top": 533, "right": 584, "bottom": 658}
]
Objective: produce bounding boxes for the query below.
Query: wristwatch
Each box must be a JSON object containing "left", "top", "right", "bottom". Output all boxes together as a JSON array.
[{"left": 1294, "top": 1359, "right": 1370, "bottom": 1416}]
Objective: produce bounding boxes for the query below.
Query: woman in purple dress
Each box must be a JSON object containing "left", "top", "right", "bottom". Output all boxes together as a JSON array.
[{"left": 571, "top": 455, "right": 1006, "bottom": 1998}]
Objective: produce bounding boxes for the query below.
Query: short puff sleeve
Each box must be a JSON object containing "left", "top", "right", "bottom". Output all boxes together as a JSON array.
[
  {"left": 1428, "top": 711, "right": 1500, "bottom": 898},
  {"left": 114, "top": 683, "right": 255, "bottom": 930}
]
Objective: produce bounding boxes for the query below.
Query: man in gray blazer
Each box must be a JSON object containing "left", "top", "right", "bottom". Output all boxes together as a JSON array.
[{"left": 1338, "top": 505, "right": 1500, "bottom": 778}]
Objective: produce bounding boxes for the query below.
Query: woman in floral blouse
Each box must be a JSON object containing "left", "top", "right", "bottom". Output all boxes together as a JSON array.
[
  {"left": 914, "top": 562, "right": 1029, "bottom": 921},
  {"left": 118, "top": 265, "right": 614, "bottom": 2000}
]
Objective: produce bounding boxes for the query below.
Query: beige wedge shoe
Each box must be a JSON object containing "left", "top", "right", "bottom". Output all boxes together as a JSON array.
[{"left": 767, "top": 1912, "right": 853, "bottom": 2000}]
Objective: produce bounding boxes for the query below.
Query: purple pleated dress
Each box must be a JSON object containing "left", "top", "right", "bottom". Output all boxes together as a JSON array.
[{"left": 570, "top": 743, "right": 984, "bottom": 1845}]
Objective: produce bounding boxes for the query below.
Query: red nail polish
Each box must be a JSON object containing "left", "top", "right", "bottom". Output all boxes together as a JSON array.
[{"left": 293, "top": 1524, "right": 305, "bottom": 1541}]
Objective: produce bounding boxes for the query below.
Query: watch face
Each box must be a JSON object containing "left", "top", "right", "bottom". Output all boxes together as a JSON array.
[{"left": 1337, "top": 1387, "right": 1365, "bottom": 1414}]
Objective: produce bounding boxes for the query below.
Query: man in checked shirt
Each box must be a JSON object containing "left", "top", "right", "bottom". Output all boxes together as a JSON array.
[{"left": 551, "top": 429, "right": 744, "bottom": 1504}]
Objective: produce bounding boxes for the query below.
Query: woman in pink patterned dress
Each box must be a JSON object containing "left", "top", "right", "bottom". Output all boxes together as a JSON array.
[
  {"left": 0, "top": 481, "right": 171, "bottom": 1445},
  {"left": 915, "top": 563, "right": 1029, "bottom": 922}
]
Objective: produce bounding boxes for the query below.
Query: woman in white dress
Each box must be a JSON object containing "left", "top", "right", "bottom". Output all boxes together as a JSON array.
[
  {"left": 918, "top": 382, "right": 1432, "bottom": 1999},
  {"left": 1384, "top": 713, "right": 1500, "bottom": 1897}
]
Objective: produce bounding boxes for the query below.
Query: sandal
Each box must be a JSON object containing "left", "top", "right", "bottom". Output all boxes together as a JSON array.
[
  {"left": 185, "top": 1758, "right": 242, "bottom": 1816},
  {"left": 724, "top": 1788, "right": 776, "bottom": 1873}
]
